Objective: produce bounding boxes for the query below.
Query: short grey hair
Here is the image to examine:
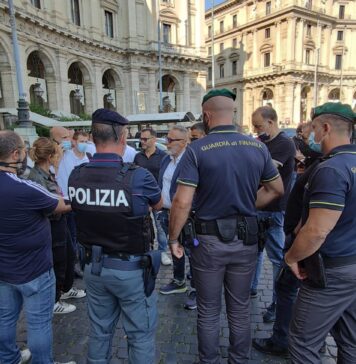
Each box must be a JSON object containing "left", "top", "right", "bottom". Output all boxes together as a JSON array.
[
  {"left": 170, "top": 125, "right": 189, "bottom": 139},
  {"left": 0, "top": 131, "right": 23, "bottom": 161}
]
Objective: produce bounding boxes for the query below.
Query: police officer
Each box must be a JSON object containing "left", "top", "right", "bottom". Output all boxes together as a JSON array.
[
  {"left": 68, "top": 109, "right": 162, "bottom": 364},
  {"left": 285, "top": 103, "right": 356, "bottom": 363},
  {"left": 168, "top": 89, "right": 284, "bottom": 363}
]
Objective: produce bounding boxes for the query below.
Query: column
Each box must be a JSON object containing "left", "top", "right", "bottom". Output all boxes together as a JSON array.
[
  {"left": 296, "top": 19, "right": 304, "bottom": 64},
  {"left": 1, "top": 69, "right": 17, "bottom": 108},
  {"left": 253, "top": 30, "right": 258, "bottom": 70},
  {"left": 283, "top": 83, "right": 294, "bottom": 125},
  {"left": 148, "top": 69, "right": 157, "bottom": 113},
  {"left": 128, "top": 66, "right": 140, "bottom": 114},
  {"left": 287, "top": 17, "right": 297, "bottom": 64},
  {"left": 293, "top": 83, "right": 302, "bottom": 124},
  {"left": 322, "top": 26, "right": 332, "bottom": 70},
  {"left": 275, "top": 21, "right": 282, "bottom": 64},
  {"left": 55, "top": 50, "right": 70, "bottom": 113},
  {"left": 183, "top": 72, "right": 191, "bottom": 111},
  {"left": 92, "top": 61, "right": 103, "bottom": 110}
]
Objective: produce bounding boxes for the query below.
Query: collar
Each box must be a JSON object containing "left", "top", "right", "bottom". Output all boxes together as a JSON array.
[
  {"left": 33, "top": 165, "right": 53, "bottom": 180},
  {"left": 170, "top": 149, "right": 185, "bottom": 163},
  {"left": 141, "top": 147, "right": 161, "bottom": 157},
  {"left": 327, "top": 144, "right": 356, "bottom": 158},
  {"left": 209, "top": 125, "right": 237, "bottom": 134},
  {"left": 91, "top": 153, "right": 122, "bottom": 162}
]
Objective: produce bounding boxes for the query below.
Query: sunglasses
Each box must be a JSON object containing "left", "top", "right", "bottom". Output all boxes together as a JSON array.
[
  {"left": 139, "top": 137, "right": 153, "bottom": 142},
  {"left": 166, "top": 137, "right": 184, "bottom": 143}
]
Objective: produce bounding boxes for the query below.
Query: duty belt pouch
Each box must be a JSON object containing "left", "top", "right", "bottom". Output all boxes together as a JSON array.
[
  {"left": 300, "top": 252, "right": 328, "bottom": 288},
  {"left": 243, "top": 217, "right": 259, "bottom": 246},
  {"left": 77, "top": 243, "right": 86, "bottom": 270},
  {"left": 91, "top": 245, "right": 103, "bottom": 276},
  {"left": 180, "top": 217, "right": 198, "bottom": 248},
  {"left": 216, "top": 218, "right": 237, "bottom": 243},
  {"left": 142, "top": 251, "right": 161, "bottom": 297}
]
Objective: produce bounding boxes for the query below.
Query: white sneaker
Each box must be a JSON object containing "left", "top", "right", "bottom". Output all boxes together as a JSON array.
[
  {"left": 161, "top": 251, "right": 172, "bottom": 265},
  {"left": 53, "top": 300, "right": 76, "bottom": 314},
  {"left": 18, "top": 349, "right": 31, "bottom": 364},
  {"left": 60, "top": 287, "right": 86, "bottom": 300}
]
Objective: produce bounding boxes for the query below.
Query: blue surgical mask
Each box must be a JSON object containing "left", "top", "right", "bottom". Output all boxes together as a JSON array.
[
  {"left": 308, "top": 132, "right": 321, "bottom": 153},
  {"left": 61, "top": 140, "right": 72, "bottom": 151},
  {"left": 77, "top": 142, "right": 88, "bottom": 153}
]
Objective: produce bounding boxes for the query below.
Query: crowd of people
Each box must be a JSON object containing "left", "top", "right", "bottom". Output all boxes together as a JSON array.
[{"left": 0, "top": 89, "right": 355, "bottom": 364}]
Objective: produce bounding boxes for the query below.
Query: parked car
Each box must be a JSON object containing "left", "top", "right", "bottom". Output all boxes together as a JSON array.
[{"left": 127, "top": 138, "right": 167, "bottom": 151}]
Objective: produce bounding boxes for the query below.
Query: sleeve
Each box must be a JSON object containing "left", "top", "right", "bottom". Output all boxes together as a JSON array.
[
  {"left": 22, "top": 180, "right": 59, "bottom": 214},
  {"left": 261, "top": 145, "right": 280, "bottom": 183},
  {"left": 132, "top": 168, "right": 161, "bottom": 206},
  {"left": 176, "top": 146, "right": 199, "bottom": 188},
  {"left": 272, "top": 138, "right": 296, "bottom": 166},
  {"left": 308, "top": 166, "right": 348, "bottom": 211}
]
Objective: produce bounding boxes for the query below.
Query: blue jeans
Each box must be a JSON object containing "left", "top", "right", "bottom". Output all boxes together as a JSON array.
[
  {"left": 271, "top": 265, "right": 300, "bottom": 348},
  {"left": 84, "top": 262, "right": 157, "bottom": 364},
  {"left": 153, "top": 210, "right": 167, "bottom": 252},
  {"left": 0, "top": 269, "right": 55, "bottom": 364},
  {"left": 251, "top": 211, "right": 285, "bottom": 303},
  {"left": 159, "top": 209, "right": 185, "bottom": 282}
]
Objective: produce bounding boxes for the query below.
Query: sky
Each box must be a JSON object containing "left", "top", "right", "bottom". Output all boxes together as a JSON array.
[{"left": 205, "top": 0, "right": 226, "bottom": 10}]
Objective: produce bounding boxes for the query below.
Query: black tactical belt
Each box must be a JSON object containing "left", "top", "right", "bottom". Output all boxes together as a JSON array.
[
  {"left": 323, "top": 254, "right": 356, "bottom": 268},
  {"left": 195, "top": 220, "right": 219, "bottom": 235}
]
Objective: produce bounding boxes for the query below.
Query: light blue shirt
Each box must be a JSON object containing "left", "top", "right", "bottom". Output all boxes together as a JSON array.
[{"left": 162, "top": 152, "right": 184, "bottom": 209}]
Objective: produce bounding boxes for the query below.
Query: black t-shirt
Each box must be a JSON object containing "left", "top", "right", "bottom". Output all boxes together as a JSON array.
[
  {"left": 284, "top": 158, "right": 321, "bottom": 238},
  {"left": 134, "top": 148, "right": 166, "bottom": 182},
  {"left": 263, "top": 131, "right": 296, "bottom": 211}
]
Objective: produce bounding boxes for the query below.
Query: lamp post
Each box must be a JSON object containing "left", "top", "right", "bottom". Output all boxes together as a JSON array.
[
  {"left": 211, "top": 0, "right": 215, "bottom": 89},
  {"left": 8, "top": 0, "right": 31, "bottom": 127}
]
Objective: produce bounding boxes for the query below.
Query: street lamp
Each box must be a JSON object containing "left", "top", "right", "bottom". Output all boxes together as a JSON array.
[
  {"left": 73, "top": 88, "right": 83, "bottom": 101},
  {"left": 8, "top": 0, "right": 31, "bottom": 126},
  {"left": 106, "top": 93, "right": 114, "bottom": 104},
  {"left": 33, "top": 82, "right": 44, "bottom": 98}
]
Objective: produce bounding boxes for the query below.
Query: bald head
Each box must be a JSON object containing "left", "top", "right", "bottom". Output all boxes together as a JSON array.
[
  {"left": 202, "top": 96, "right": 235, "bottom": 131},
  {"left": 50, "top": 126, "right": 70, "bottom": 144},
  {"left": 0, "top": 130, "right": 24, "bottom": 161}
]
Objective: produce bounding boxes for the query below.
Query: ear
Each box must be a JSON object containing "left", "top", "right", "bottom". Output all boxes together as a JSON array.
[
  {"left": 11, "top": 148, "right": 21, "bottom": 162},
  {"left": 323, "top": 122, "right": 332, "bottom": 134}
]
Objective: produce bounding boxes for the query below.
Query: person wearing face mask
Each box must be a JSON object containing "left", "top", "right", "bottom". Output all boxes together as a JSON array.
[
  {"left": 158, "top": 126, "right": 189, "bottom": 295},
  {"left": 0, "top": 131, "right": 76, "bottom": 364},
  {"left": 250, "top": 106, "right": 296, "bottom": 324},
  {"left": 57, "top": 131, "right": 90, "bottom": 281},
  {"left": 189, "top": 122, "right": 206, "bottom": 142},
  {"left": 50, "top": 126, "right": 72, "bottom": 153},
  {"left": 285, "top": 103, "right": 356, "bottom": 363},
  {"left": 168, "top": 89, "right": 283, "bottom": 363}
]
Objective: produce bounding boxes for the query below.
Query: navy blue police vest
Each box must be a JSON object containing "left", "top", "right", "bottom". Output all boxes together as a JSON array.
[{"left": 68, "top": 163, "right": 152, "bottom": 255}]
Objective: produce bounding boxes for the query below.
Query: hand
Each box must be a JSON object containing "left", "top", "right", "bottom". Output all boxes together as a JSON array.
[
  {"left": 287, "top": 261, "right": 308, "bottom": 280},
  {"left": 170, "top": 242, "right": 184, "bottom": 259}
]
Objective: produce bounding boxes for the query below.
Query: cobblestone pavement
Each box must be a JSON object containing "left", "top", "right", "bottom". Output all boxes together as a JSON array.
[{"left": 17, "top": 254, "right": 337, "bottom": 364}]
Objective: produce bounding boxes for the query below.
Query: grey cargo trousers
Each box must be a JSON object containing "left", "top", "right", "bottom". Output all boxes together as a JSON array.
[{"left": 190, "top": 234, "right": 257, "bottom": 364}]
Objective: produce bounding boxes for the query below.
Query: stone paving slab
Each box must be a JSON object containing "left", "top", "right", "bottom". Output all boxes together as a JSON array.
[{"left": 16, "top": 255, "right": 337, "bottom": 363}]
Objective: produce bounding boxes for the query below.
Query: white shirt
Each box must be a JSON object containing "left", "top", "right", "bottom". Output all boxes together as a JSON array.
[
  {"left": 162, "top": 151, "right": 184, "bottom": 209},
  {"left": 56, "top": 149, "right": 89, "bottom": 199},
  {"left": 123, "top": 145, "right": 137, "bottom": 163}
]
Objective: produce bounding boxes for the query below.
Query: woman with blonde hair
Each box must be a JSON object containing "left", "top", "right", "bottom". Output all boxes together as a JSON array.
[{"left": 28, "top": 137, "right": 84, "bottom": 315}]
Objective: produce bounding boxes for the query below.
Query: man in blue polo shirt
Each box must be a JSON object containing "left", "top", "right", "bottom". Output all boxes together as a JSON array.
[
  {"left": 285, "top": 103, "right": 356, "bottom": 363},
  {"left": 0, "top": 131, "right": 71, "bottom": 364},
  {"left": 168, "top": 89, "right": 284, "bottom": 363}
]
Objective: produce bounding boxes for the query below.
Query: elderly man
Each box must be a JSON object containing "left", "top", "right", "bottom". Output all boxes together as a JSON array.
[
  {"left": 0, "top": 131, "right": 74, "bottom": 364},
  {"left": 159, "top": 125, "right": 189, "bottom": 293},
  {"left": 286, "top": 103, "right": 356, "bottom": 363},
  {"left": 169, "top": 89, "right": 283, "bottom": 363}
]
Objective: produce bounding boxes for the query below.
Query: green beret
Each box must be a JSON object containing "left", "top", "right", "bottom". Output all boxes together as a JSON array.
[
  {"left": 311, "top": 102, "right": 356, "bottom": 123},
  {"left": 202, "top": 88, "right": 236, "bottom": 105}
]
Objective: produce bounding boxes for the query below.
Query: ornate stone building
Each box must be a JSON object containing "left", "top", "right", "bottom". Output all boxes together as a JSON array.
[
  {"left": 0, "top": 0, "right": 206, "bottom": 117},
  {"left": 205, "top": 0, "right": 356, "bottom": 130}
]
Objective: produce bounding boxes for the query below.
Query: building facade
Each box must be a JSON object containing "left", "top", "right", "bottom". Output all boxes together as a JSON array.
[
  {"left": 0, "top": 0, "right": 206, "bottom": 118},
  {"left": 205, "top": 0, "right": 356, "bottom": 130}
]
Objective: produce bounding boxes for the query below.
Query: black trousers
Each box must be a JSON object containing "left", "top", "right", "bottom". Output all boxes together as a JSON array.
[{"left": 53, "top": 230, "right": 75, "bottom": 302}]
